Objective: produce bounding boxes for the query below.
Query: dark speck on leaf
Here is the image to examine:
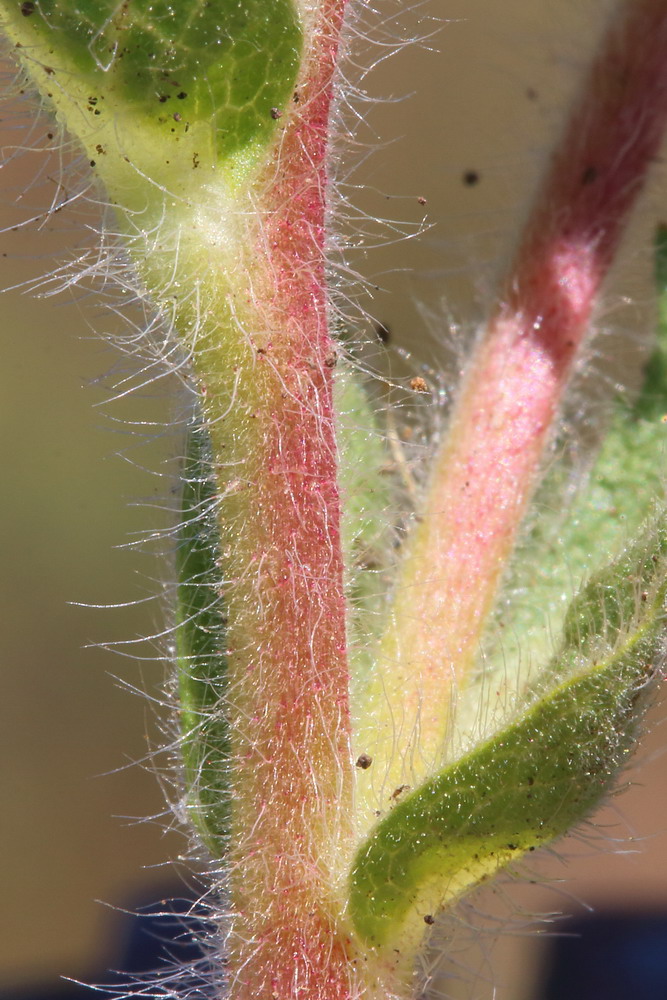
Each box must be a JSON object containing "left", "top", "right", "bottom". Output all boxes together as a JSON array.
[
  {"left": 463, "top": 170, "right": 480, "bottom": 186},
  {"left": 355, "top": 754, "right": 373, "bottom": 770},
  {"left": 423, "top": 914, "right": 435, "bottom": 926},
  {"left": 270, "top": 107, "right": 283, "bottom": 120},
  {"left": 177, "top": 91, "right": 188, "bottom": 99},
  {"left": 20, "top": 1, "right": 36, "bottom": 14}
]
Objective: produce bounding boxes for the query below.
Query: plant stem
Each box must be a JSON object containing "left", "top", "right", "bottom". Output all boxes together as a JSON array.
[
  {"left": 358, "top": 0, "right": 667, "bottom": 809},
  {"left": 193, "top": 4, "right": 369, "bottom": 998}
]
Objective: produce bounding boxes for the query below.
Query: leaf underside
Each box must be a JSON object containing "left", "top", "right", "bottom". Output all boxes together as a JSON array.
[{"left": 350, "top": 519, "right": 667, "bottom": 958}]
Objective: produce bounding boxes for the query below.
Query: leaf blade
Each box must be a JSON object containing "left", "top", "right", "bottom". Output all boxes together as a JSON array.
[
  {"left": 1, "top": 0, "right": 302, "bottom": 187},
  {"left": 349, "top": 518, "right": 667, "bottom": 962}
]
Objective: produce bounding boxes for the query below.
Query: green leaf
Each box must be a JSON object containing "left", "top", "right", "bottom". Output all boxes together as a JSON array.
[
  {"left": 176, "top": 422, "right": 229, "bottom": 856},
  {"left": 1, "top": 0, "right": 302, "bottom": 186},
  {"left": 349, "top": 518, "right": 667, "bottom": 963}
]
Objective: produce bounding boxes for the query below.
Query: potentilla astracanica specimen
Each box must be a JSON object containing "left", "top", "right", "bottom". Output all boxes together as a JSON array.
[{"left": 2, "top": 2, "right": 667, "bottom": 999}]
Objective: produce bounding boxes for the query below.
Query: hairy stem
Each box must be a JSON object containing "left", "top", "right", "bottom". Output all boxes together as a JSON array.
[
  {"left": 357, "top": 0, "right": 667, "bottom": 809},
  {"left": 198, "top": 4, "right": 365, "bottom": 999}
]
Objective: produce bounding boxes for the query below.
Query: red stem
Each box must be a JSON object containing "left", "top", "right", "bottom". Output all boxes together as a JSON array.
[{"left": 221, "top": 4, "right": 362, "bottom": 999}]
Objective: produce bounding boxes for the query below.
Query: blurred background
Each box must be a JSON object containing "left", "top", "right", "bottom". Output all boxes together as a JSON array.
[{"left": 3, "top": 1, "right": 667, "bottom": 998}]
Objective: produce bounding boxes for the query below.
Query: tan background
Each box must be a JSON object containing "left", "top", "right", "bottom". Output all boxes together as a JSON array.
[{"left": 2, "top": 1, "right": 667, "bottom": 996}]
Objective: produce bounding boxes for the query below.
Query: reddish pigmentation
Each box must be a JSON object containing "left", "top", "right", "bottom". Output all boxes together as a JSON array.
[
  {"left": 383, "top": 0, "right": 667, "bottom": 764},
  {"left": 221, "top": 3, "right": 361, "bottom": 999}
]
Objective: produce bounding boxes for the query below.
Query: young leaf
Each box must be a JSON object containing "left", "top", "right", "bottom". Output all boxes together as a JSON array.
[{"left": 350, "top": 517, "right": 667, "bottom": 971}]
